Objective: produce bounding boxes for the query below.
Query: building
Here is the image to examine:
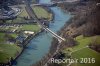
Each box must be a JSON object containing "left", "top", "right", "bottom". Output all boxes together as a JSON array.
[{"left": 0, "top": 0, "right": 21, "bottom": 20}]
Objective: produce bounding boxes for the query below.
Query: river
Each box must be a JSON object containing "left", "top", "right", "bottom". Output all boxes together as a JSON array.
[{"left": 14, "top": 0, "right": 71, "bottom": 66}]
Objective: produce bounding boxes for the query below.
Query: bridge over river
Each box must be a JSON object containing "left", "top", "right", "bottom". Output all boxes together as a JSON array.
[{"left": 24, "top": 0, "right": 65, "bottom": 42}]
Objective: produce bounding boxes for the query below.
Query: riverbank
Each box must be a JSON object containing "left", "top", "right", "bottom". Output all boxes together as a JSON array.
[{"left": 14, "top": 29, "right": 43, "bottom": 61}]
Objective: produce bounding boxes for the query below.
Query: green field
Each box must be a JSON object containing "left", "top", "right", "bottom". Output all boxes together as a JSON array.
[
  {"left": 63, "top": 35, "right": 94, "bottom": 53},
  {"left": 20, "top": 24, "right": 40, "bottom": 33},
  {"left": 63, "top": 35, "right": 100, "bottom": 66},
  {"left": 0, "top": 33, "right": 6, "bottom": 43},
  {"left": 72, "top": 48, "right": 100, "bottom": 66},
  {"left": 19, "top": 8, "right": 29, "bottom": 18},
  {"left": 9, "top": 33, "right": 18, "bottom": 39},
  {"left": 72, "top": 35, "right": 92, "bottom": 50},
  {"left": 0, "top": 33, "right": 20, "bottom": 63},
  {"left": 0, "top": 44, "right": 21, "bottom": 63},
  {"left": 32, "top": 6, "right": 52, "bottom": 20},
  {"left": 0, "top": 33, "right": 18, "bottom": 43}
]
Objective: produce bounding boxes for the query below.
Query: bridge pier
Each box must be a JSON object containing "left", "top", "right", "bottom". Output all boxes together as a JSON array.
[{"left": 58, "top": 39, "right": 62, "bottom": 43}]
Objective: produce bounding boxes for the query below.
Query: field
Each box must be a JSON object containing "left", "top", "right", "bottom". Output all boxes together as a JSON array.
[
  {"left": 71, "top": 48, "right": 100, "bottom": 66},
  {"left": 32, "top": 6, "right": 52, "bottom": 20},
  {"left": 0, "top": 33, "right": 6, "bottom": 43},
  {"left": 63, "top": 35, "right": 100, "bottom": 66},
  {"left": 0, "top": 33, "right": 18, "bottom": 44},
  {"left": 20, "top": 24, "right": 41, "bottom": 32},
  {"left": 0, "top": 33, "right": 21, "bottom": 63},
  {"left": 9, "top": 33, "right": 18, "bottom": 39},
  {"left": 0, "top": 44, "right": 21, "bottom": 63}
]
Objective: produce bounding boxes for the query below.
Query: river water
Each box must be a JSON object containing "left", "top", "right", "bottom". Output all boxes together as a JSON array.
[{"left": 15, "top": 0, "right": 71, "bottom": 66}]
